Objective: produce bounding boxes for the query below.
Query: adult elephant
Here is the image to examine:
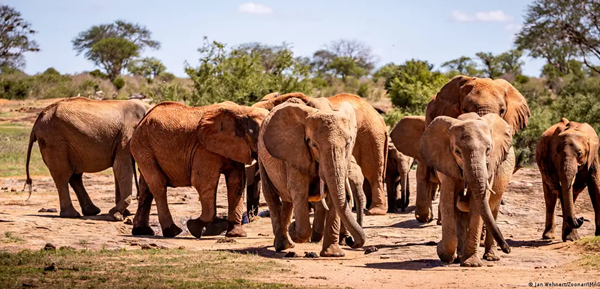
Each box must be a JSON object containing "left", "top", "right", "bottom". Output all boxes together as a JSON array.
[
  {"left": 259, "top": 98, "right": 365, "bottom": 257},
  {"left": 130, "top": 101, "right": 268, "bottom": 238},
  {"left": 536, "top": 118, "right": 600, "bottom": 241},
  {"left": 252, "top": 92, "right": 388, "bottom": 215},
  {"left": 386, "top": 140, "right": 414, "bottom": 213},
  {"left": 420, "top": 113, "right": 513, "bottom": 267},
  {"left": 24, "top": 97, "right": 148, "bottom": 220}
]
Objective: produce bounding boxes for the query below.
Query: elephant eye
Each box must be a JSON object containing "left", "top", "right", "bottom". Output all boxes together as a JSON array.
[
  {"left": 500, "top": 108, "right": 506, "bottom": 115},
  {"left": 455, "top": 148, "right": 461, "bottom": 156},
  {"left": 577, "top": 150, "right": 583, "bottom": 158},
  {"left": 486, "top": 145, "right": 491, "bottom": 155},
  {"left": 312, "top": 142, "right": 317, "bottom": 148}
]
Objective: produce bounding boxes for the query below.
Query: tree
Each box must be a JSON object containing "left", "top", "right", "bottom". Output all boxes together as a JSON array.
[
  {"left": 310, "top": 39, "right": 377, "bottom": 79},
  {"left": 72, "top": 20, "right": 160, "bottom": 80},
  {"left": 127, "top": 57, "right": 166, "bottom": 79},
  {"left": 441, "top": 56, "right": 479, "bottom": 75},
  {"left": 497, "top": 49, "right": 525, "bottom": 76},
  {"left": 325, "top": 39, "right": 377, "bottom": 71},
  {"left": 0, "top": 5, "right": 39, "bottom": 68},
  {"left": 327, "top": 56, "right": 367, "bottom": 82},
  {"left": 475, "top": 52, "right": 503, "bottom": 79}
]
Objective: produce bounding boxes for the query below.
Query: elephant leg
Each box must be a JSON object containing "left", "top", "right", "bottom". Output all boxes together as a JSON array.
[
  {"left": 559, "top": 186, "right": 584, "bottom": 241},
  {"left": 363, "top": 179, "right": 372, "bottom": 210},
  {"left": 455, "top": 210, "right": 468, "bottom": 263},
  {"left": 287, "top": 169, "right": 312, "bottom": 243},
  {"left": 321, "top": 194, "right": 344, "bottom": 257},
  {"left": 224, "top": 163, "right": 247, "bottom": 238},
  {"left": 246, "top": 180, "right": 260, "bottom": 219},
  {"left": 311, "top": 201, "right": 326, "bottom": 243},
  {"left": 483, "top": 203, "right": 501, "bottom": 261},
  {"left": 109, "top": 152, "right": 134, "bottom": 220},
  {"left": 141, "top": 158, "right": 180, "bottom": 238},
  {"left": 41, "top": 147, "right": 79, "bottom": 218},
  {"left": 437, "top": 177, "right": 458, "bottom": 263},
  {"left": 588, "top": 173, "right": 600, "bottom": 236},
  {"left": 415, "top": 163, "right": 434, "bottom": 223},
  {"left": 187, "top": 170, "right": 220, "bottom": 239},
  {"left": 386, "top": 171, "right": 399, "bottom": 213},
  {"left": 260, "top": 170, "right": 293, "bottom": 251},
  {"left": 461, "top": 197, "right": 484, "bottom": 267},
  {"left": 542, "top": 183, "right": 558, "bottom": 240},
  {"left": 69, "top": 173, "right": 100, "bottom": 216},
  {"left": 365, "top": 172, "right": 386, "bottom": 216},
  {"left": 132, "top": 175, "right": 155, "bottom": 236}
]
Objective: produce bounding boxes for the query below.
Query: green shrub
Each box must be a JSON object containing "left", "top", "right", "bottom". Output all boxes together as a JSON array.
[
  {"left": 0, "top": 75, "right": 30, "bottom": 99},
  {"left": 89, "top": 69, "right": 108, "bottom": 79},
  {"left": 112, "top": 77, "right": 125, "bottom": 90}
]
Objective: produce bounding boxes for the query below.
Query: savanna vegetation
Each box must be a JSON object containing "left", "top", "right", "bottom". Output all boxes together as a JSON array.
[{"left": 2, "top": 0, "right": 600, "bottom": 165}]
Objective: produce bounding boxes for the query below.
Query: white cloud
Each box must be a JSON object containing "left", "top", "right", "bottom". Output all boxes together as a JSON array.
[
  {"left": 238, "top": 2, "right": 273, "bottom": 14},
  {"left": 505, "top": 23, "right": 523, "bottom": 32},
  {"left": 450, "top": 10, "right": 512, "bottom": 22}
]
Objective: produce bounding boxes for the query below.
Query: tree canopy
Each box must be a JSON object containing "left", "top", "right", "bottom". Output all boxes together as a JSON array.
[{"left": 0, "top": 5, "right": 39, "bottom": 68}]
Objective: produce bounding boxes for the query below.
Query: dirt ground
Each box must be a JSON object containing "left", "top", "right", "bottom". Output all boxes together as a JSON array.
[{"left": 1, "top": 99, "right": 600, "bottom": 288}]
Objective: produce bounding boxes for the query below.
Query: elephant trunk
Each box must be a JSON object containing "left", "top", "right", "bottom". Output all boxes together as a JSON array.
[
  {"left": 324, "top": 152, "right": 366, "bottom": 248},
  {"left": 559, "top": 158, "right": 584, "bottom": 229},
  {"left": 464, "top": 156, "right": 511, "bottom": 254},
  {"left": 352, "top": 180, "right": 365, "bottom": 227}
]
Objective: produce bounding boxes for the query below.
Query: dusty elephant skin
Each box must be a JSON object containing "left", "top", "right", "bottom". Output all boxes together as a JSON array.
[
  {"left": 130, "top": 101, "right": 268, "bottom": 238},
  {"left": 386, "top": 140, "right": 414, "bottom": 213},
  {"left": 24, "top": 97, "right": 148, "bottom": 220},
  {"left": 536, "top": 118, "right": 600, "bottom": 242},
  {"left": 252, "top": 92, "right": 389, "bottom": 216},
  {"left": 258, "top": 98, "right": 365, "bottom": 257},
  {"left": 419, "top": 113, "right": 514, "bottom": 267}
]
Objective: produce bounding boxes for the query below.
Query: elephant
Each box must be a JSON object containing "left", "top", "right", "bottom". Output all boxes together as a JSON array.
[
  {"left": 395, "top": 76, "right": 531, "bottom": 224},
  {"left": 245, "top": 161, "right": 261, "bottom": 219},
  {"left": 419, "top": 113, "right": 513, "bottom": 267},
  {"left": 258, "top": 98, "right": 365, "bottom": 257},
  {"left": 130, "top": 101, "right": 268, "bottom": 238},
  {"left": 386, "top": 140, "right": 414, "bottom": 213},
  {"left": 536, "top": 118, "right": 600, "bottom": 241},
  {"left": 24, "top": 97, "right": 148, "bottom": 220},
  {"left": 311, "top": 155, "right": 366, "bottom": 246},
  {"left": 252, "top": 92, "right": 388, "bottom": 215},
  {"left": 391, "top": 116, "right": 441, "bottom": 223}
]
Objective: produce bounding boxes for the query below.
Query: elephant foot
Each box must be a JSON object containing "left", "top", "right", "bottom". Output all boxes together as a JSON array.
[
  {"left": 123, "top": 209, "right": 132, "bottom": 217},
  {"left": 132, "top": 226, "right": 155, "bottom": 236},
  {"left": 596, "top": 227, "right": 600, "bottom": 236},
  {"left": 311, "top": 232, "right": 324, "bottom": 243},
  {"left": 483, "top": 251, "right": 500, "bottom": 261},
  {"left": 436, "top": 219, "right": 442, "bottom": 226},
  {"left": 81, "top": 205, "right": 101, "bottom": 216},
  {"left": 344, "top": 236, "right": 355, "bottom": 247},
  {"left": 366, "top": 207, "right": 387, "bottom": 216},
  {"left": 60, "top": 207, "right": 81, "bottom": 218},
  {"left": 275, "top": 236, "right": 294, "bottom": 252},
  {"left": 437, "top": 244, "right": 457, "bottom": 263},
  {"left": 225, "top": 222, "right": 247, "bottom": 238},
  {"left": 289, "top": 221, "right": 310, "bottom": 243},
  {"left": 320, "top": 243, "right": 345, "bottom": 257},
  {"left": 461, "top": 255, "right": 483, "bottom": 267},
  {"left": 562, "top": 229, "right": 580, "bottom": 242},
  {"left": 108, "top": 208, "right": 124, "bottom": 221},
  {"left": 162, "top": 224, "right": 183, "bottom": 238},
  {"left": 542, "top": 230, "right": 555, "bottom": 240},
  {"left": 387, "top": 206, "right": 398, "bottom": 213},
  {"left": 203, "top": 218, "right": 228, "bottom": 236},
  {"left": 187, "top": 218, "right": 209, "bottom": 238}
]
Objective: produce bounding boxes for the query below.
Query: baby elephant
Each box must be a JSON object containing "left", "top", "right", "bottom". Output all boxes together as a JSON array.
[
  {"left": 25, "top": 97, "right": 148, "bottom": 220},
  {"left": 386, "top": 141, "right": 414, "bottom": 212},
  {"left": 536, "top": 118, "right": 600, "bottom": 241}
]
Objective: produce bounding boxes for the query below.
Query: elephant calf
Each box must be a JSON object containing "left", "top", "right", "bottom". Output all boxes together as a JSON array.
[
  {"left": 130, "top": 101, "right": 267, "bottom": 238},
  {"left": 536, "top": 118, "right": 600, "bottom": 241},
  {"left": 386, "top": 140, "right": 413, "bottom": 213},
  {"left": 25, "top": 97, "right": 148, "bottom": 220}
]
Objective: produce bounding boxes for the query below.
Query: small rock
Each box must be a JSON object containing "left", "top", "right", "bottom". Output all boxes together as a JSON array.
[
  {"left": 487, "top": 264, "right": 494, "bottom": 267},
  {"left": 364, "top": 246, "right": 379, "bottom": 254},
  {"left": 258, "top": 233, "right": 269, "bottom": 237},
  {"left": 177, "top": 246, "right": 185, "bottom": 250},
  {"left": 44, "top": 263, "right": 57, "bottom": 272},
  {"left": 380, "top": 256, "right": 390, "bottom": 259},
  {"left": 1, "top": 187, "right": 7, "bottom": 190},
  {"left": 284, "top": 251, "right": 298, "bottom": 258},
  {"left": 22, "top": 282, "right": 35, "bottom": 287},
  {"left": 304, "top": 252, "right": 319, "bottom": 258},
  {"left": 38, "top": 208, "right": 57, "bottom": 213},
  {"left": 216, "top": 237, "right": 237, "bottom": 244},
  {"left": 10, "top": 188, "right": 16, "bottom": 192},
  {"left": 44, "top": 243, "right": 56, "bottom": 250}
]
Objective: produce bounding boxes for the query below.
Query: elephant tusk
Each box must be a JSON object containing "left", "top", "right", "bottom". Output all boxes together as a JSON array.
[
  {"left": 345, "top": 178, "right": 354, "bottom": 209},
  {"left": 320, "top": 179, "right": 329, "bottom": 211},
  {"left": 487, "top": 179, "right": 496, "bottom": 195}
]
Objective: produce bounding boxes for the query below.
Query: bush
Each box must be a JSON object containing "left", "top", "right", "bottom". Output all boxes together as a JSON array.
[
  {"left": 89, "top": 69, "right": 108, "bottom": 79},
  {"left": 0, "top": 75, "right": 30, "bottom": 99},
  {"left": 112, "top": 77, "right": 125, "bottom": 90}
]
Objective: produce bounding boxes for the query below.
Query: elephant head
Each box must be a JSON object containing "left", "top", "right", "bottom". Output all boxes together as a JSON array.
[
  {"left": 540, "top": 119, "right": 599, "bottom": 233},
  {"left": 198, "top": 103, "right": 269, "bottom": 165},
  {"left": 425, "top": 75, "right": 530, "bottom": 135},
  {"left": 419, "top": 113, "right": 512, "bottom": 254},
  {"left": 263, "top": 99, "right": 365, "bottom": 248}
]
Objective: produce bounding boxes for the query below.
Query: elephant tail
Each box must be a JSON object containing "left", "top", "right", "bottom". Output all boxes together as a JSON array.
[
  {"left": 23, "top": 129, "right": 37, "bottom": 200},
  {"left": 131, "top": 156, "right": 140, "bottom": 200}
]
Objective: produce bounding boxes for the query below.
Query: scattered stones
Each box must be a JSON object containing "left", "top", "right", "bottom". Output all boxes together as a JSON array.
[
  {"left": 0, "top": 187, "right": 8, "bottom": 190},
  {"left": 124, "top": 217, "right": 133, "bottom": 225},
  {"left": 44, "top": 262, "right": 57, "bottom": 272},
  {"left": 43, "top": 243, "right": 56, "bottom": 250},
  {"left": 38, "top": 208, "right": 57, "bottom": 213},
  {"left": 216, "top": 237, "right": 237, "bottom": 244},
  {"left": 304, "top": 252, "right": 319, "bottom": 258},
  {"left": 535, "top": 266, "right": 547, "bottom": 269},
  {"left": 284, "top": 251, "right": 298, "bottom": 258},
  {"left": 364, "top": 246, "right": 379, "bottom": 254}
]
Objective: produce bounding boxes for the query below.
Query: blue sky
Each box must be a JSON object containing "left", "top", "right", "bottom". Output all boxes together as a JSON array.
[{"left": 6, "top": 0, "right": 545, "bottom": 77}]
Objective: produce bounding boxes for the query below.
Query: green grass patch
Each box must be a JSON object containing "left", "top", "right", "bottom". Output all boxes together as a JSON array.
[
  {"left": 2, "top": 232, "right": 24, "bottom": 244},
  {"left": 575, "top": 236, "right": 600, "bottom": 252},
  {"left": 0, "top": 123, "right": 48, "bottom": 177},
  {"left": 0, "top": 248, "right": 302, "bottom": 289}
]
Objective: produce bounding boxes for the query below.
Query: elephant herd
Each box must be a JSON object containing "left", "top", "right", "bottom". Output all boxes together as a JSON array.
[{"left": 23, "top": 75, "right": 600, "bottom": 267}]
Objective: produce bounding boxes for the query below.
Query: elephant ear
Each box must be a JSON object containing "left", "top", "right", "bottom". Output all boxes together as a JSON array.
[
  {"left": 425, "top": 75, "right": 473, "bottom": 125},
  {"left": 307, "top": 97, "right": 334, "bottom": 111},
  {"left": 481, "top": 114, "right": 512, "bottom": 177},
  {"left": 391, "top": 116, "right": 426, "bottom": 162},
  {"left": 198, "top": 106, "right": 253, "bottom": 165},
  {"left": 263, "top": 102, "right": 315, "bottom": 174},
  {"left": 584, "top": 123, "right": 599, "bottom": 170},
  {"left": 419, "top": 116, "right": 462, "bottom": 180},
  {"left": 494, "top": 78, "right": 530, "bottom": 134}
]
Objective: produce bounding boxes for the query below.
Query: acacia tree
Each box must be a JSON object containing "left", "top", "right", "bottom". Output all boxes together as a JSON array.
[
  {"left": 127, "top": 57, "right": 166, "bottom": 79},
  {"left": 0, "top": 5, "right": 39, "bottom": 68},
  {"left": 310, "top": 39, "right": 377, "bottom": 80},
  {"left": 475, "top": 52, "right": 503, "bottom": 79},
  {"left": 73, "top": 20, "right": 160, "bottom": 81},
  {"left": 441, "top": 56, "right": 479, "bottom": 75}
]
